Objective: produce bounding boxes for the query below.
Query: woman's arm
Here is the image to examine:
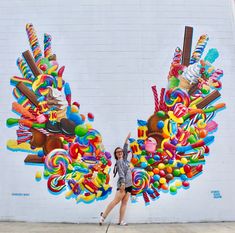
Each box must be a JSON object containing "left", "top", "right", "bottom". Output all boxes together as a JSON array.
[{"left": 123, "top": 132, "right": 131, "bottom": 160}]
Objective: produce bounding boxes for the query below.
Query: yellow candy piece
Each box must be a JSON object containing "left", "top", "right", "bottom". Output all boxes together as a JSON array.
[
  {"left": 158, "top": 163, "right": 165, "bottom": 170},
  {"left": 175, "top": 180, "right": 182, "bottom": 187},
  {"left": 180, "top": 167, "right": 185, "bottom": 174},
  {"left": 140, "top": 156, "right": 146, "bottom": 163},
  {"left": 35, "top": 171, "right": 42, "bottom": 180},
  {"left": 71, "top": 105, "right": 79, "bottom": 113},
  {"left": 159, "top": 177, "right": 166, "bottom": 184},
  {"left": 181, "top": 158, "right": 188, "bottom": 164}
]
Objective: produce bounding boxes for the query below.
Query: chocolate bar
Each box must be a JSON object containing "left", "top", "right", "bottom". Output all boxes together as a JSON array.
[
  {"left": 24, "top": 154, "right": 44, "bottom": 164},
  {"left": 182, "top": 26, "right": 193, "bottom": 66},
  {"left": 188, "top": 83, "right": 198, "bottom": 95},
  {"left": 196, "top": 90, "right": 221, "bottom": 109},
  {"left": 22, "top": 50, "right": 41, "bottom": 77},
  {"left": 16, "top": 82, "right": 39, "bottom": 106}
]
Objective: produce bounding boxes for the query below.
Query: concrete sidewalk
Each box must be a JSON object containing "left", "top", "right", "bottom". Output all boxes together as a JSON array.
[{"left": 0, "top": 221, "right": 235, "bottom": 233}]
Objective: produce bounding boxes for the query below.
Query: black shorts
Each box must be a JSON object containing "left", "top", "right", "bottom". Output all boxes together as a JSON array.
[{"left": 117, "top": 186, "right": 132, "bottom": 193}]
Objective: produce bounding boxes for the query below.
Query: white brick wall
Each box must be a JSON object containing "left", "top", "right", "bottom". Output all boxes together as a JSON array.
[{"left": 0, "top": 0, "right": 235, "bottom": 223}]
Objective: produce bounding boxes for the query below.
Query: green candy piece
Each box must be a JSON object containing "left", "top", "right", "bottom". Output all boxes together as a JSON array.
[
  {"left": 173, "top": 169, "right": 181, "bottom": 177},
  {"left": 157, "top": 111, "right": 166, "bottom": 118},
  {"left": 75, "top": 124, "right": 88, "bottom": 137},
  {"left": 170, "top": 186, "right": 177, "bottom": 193},
  {"left": 153, "top": 181, "right": 160, "bottom": 188},
  {"left": 148, "top": 158, "right": 155, "bottom": 164},
  {"left": 169, "top": 76, "right": 180, "bottom": 88},
  {"left": 141, "top": 150, "right": 147, "bottom": 155}
]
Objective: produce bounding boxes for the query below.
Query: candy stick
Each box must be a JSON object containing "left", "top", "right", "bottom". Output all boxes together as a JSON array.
[
  {"left": 151, "top": 85, "right": 159, "bottom": 112},
  {"left": 10, "top": 76, "right": 33, "bottom": 86},
  {"left": 182, "top": 26, "right": 193, "bottom": 66},
  {"left": 12, "top": 102, "right": 36, "bottom": 120},
  {"left": 64, "top": 82, "right": 71, "bottom": 106},
  {"left": 176, "top": 136, "right": 214, "bottom": 152},
  {"left": 159, "top": 88, "right": 168, "bottom": 111},
  {"left": 57, "top": 66, "right": 65, "bottom": 91},
  {"left": 16, "top": 57, "right": 34, "bottom": 80},
  {"left": 182, "top": 103, "right": 225, "bottom": 121},
  {"left": 6, "top": 118, "right": 45, "bottom": 128},
  {"left": 164, "top": 136, "right": 214, "bottom": 152},
  {"left": 16, "top": 82, "right": 39, "bottom": 106},
  {"left": 25, "top": 23, "right": 43, "bottom": 66},
  {"left": 196, "top": 90, "right": 221, "bottom": 109},
  {"left": 22, "top": 50, "right": 41, "bottom": 77},
  {"left": 190, "top": 34, "right": 209, "bottom": 65},
  {"left": 44, "top": 33, "right": 52, "bottom": 58}
]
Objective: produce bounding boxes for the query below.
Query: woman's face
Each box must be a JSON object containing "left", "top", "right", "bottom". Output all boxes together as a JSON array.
[{"left": 115, "top": 148, "right": 124, "bottom": 160}]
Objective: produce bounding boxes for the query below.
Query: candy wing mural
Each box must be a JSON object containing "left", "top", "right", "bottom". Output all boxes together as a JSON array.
[
  {"left": 7, "top": 24, "right": 112, "bottom": 203},
  {"left": 130, "top": 26, "right": 225, "bottom": 205}
]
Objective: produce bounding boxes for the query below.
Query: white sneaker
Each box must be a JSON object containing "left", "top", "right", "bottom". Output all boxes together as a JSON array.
[
  {"left": 99, "top": 212, "right": 105, "bottom": 226},
  {"left": 119, "top": 220, "right": 128, "bottom": 226}
]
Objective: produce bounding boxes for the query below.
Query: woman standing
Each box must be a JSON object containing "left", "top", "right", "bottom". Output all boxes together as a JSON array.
[{"left": 99, "top": 133, "right": 132, "bottom": 226}]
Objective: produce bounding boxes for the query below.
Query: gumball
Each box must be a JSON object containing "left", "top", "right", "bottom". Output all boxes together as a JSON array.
[
  {"left": 166, "top": 167, "right": 172, "bottom": 173},
  {"left": 141, "top": 162, "right": 148, "bottom": 168},
  {"left": 75, "top": 125, "right": 88, "bottom": 137},
  {"left": 177, "top": 162, "right": 183, "bottom": 168},
  {"left": 180, "top": 167, "right": 185, "bottom": 174},
  {"left": 71, "top": 105, "right": 79, "bottom": 113},
  {"left": 148, "top": 158, "right": 155, "bottom": 164},
  {"left": 161, "top": 184, "right": 168, "bottom": 190},
  {"left": 88, "top": 112, "right": 94, "bottom": 121},
  {"left": 154, "top": 155, "right": 160, "bottom": 161},
  {"left": 182, "top": 181, "right": 190, "bottom": 187},
  {"left": 153, "top": 174, "right": 160, "bottom": 181},
  {"left": 131, "top": 157, "right": 138, "bottom": 165},
  {"left": 35, "top": 171, "right": 42, "bottom": 181},
  {"left": 147, "top": 188, "right": 154, "bottom": 195},
  {"left": 153, "top": 168, "right": 159, "bottom": 174},
  {"left": 148, "top": 171, "right": 154, "bottom": 177},
  {"left": 181, "top": 158, "right": 188, "bottom": 164},
  {"left": 38, "top": 150, "right": 44, "bottom": 158},
  {"left": 158, "top": 163, "right": 165, "bottom": 169},
  {"left": 180, "top": 174, "right": 188, "bottom": 181},
  {"left": 175, "top": 180, "right": 182, "bottom": 187},
  {"left": 170, "top": 186, "right": 177, "bottom": 193},
  {"left": 165, "top": 174, "right": 173, "bottom": 180},
  {"left": 140, "top": 156, "right": 146, "bottom": 163},
  {"left": 173, "top": 169, "right": 181, "bottom": 176},
  {"left": 184, "top": 164, "right": 191, "bottom": 173},
  {"left": 199, "top": 129, "right": 208, "bottom": 138},
  {"left": 159, "top": 177, "right": 166, "bottom": 184},
  {"left": 153, "top": 181, "right": 160, "bottom": 188},
  {"left": 157, "top": 120, "right": 164, "bottom": 129},
  {"left": 159, "top": 170, "right": 166, "bottom": 177}
]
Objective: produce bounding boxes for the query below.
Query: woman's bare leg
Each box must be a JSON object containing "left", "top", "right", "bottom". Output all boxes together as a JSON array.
[
  {"left": 119, "top": 192, "right": 130, "bottom": 223},
  {"left": 102, "top": 191, "right": 125, "bottom": 219}
]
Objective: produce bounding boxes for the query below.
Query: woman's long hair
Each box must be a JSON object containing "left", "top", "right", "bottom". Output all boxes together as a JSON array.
[{"left": 113, "top": 147, "right": 122, "bottom": 178}]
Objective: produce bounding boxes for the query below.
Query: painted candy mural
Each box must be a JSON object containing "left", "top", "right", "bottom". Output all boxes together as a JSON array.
[
  {"left": 129, "top": 27, "right": 225, "bottom": 204},
  {"left": 6, "top": 24, "right": 112, "bottom": 203}
]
